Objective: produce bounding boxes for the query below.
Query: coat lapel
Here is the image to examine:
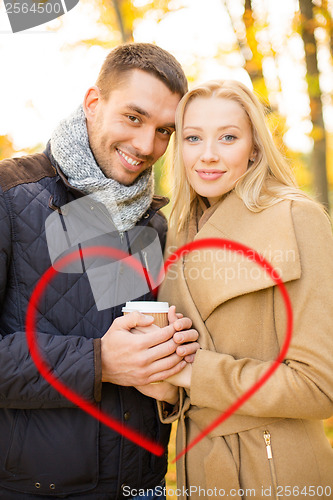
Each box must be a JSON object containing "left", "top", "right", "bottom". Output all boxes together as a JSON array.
[{"left": 183, "top": 192, "right": 301, "bottom": 321}]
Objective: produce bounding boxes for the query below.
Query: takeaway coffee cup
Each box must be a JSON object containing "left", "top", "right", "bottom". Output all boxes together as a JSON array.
[{"left": 122, "top": 301, "right": 169, "bottom": 328}]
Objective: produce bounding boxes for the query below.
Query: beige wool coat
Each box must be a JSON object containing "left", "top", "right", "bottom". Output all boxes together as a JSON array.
[{"left": 159, "top": 192, "right": 333, "bottom": 499}]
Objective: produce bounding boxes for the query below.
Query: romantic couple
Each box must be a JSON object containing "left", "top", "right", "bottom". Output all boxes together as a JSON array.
[{"left": 0, "top": 42, "right": 332, "bottom": 500}]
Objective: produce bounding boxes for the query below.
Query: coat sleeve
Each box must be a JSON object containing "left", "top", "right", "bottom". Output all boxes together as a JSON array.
[
  {"left": 0, "top": 189, "right": 99, "bottom": 409},
  {"left": 190, "top": 200, "right": 333, "bottom": 420}
]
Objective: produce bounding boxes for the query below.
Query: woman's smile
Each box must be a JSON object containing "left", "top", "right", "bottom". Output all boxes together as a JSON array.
[{"left": 195, "top": 169, "right": 226, "bottom": 181}]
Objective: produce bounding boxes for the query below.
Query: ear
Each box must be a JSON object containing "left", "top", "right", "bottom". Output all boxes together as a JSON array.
[
  {"left": 83, "top": 86, "right": 101, "bottom": 122},
  {"left": 249, "top": 149, "right": 258, "bottom": 163}
]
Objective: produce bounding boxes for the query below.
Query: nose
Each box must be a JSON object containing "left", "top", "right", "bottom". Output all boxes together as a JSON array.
[
  {"left": 132, "top": 127, "right": 156, "bottom": 158},
  {"left": 200, "top": 141, "right": 219, "bottom": 163}
]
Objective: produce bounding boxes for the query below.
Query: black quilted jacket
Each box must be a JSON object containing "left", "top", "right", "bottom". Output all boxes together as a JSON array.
[{"left": 0, "top": 152, "right": 170, "bottom": 498}]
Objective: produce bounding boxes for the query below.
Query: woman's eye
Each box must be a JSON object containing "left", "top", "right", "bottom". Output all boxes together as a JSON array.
[
  {"left": 185, "top": 136, "right": 200, "bottom": 143},
  {"left": 222, "top": 134, "right": 236, "bottom": 142}
]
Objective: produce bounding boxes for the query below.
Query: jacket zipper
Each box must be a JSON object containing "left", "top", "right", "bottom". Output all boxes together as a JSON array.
[
  {"left": 91, "top": 202, "right": 155, "bottom": 295},
  {"left": 263, "top": 430, "right": 278, "bottom": 500},
  {"left": 93, "top": 203, "right": 125, "bottom": 243}
]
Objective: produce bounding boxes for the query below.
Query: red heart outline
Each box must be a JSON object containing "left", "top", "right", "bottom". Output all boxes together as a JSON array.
[
  {"left": 25, "top": 238, "right": 292, "bottom": 461},
  {"left": 25, "top": 245, "right": 164, "bottom": 456},
  {"left": 162, "top": 238, "right": 293, "bottom": 462}
]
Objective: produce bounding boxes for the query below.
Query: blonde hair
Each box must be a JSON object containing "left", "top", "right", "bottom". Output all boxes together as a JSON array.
[{"left": 168, "top": 79, "right": 321, "bottom": 231}]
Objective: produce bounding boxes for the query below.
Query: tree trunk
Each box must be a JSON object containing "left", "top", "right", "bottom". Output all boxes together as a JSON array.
[
  {"left": 320, "top": 0, "right": 333, "bottom": 60},
  {"left": 223, "top": 0, "right": 271, "bottom": 105},
  {"left": 299, "top": 0, "right": 329, "bottom": 208},
  {"left": 242, "top": 0, "right": 269, "bottom": 100},
  {"left": 112, "top": 0, "right": 132, "bottom": 43}
]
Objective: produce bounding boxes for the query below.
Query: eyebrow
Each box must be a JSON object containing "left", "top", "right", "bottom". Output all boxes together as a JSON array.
[
  {"left": 183, "top": 125, "right": 241, "bottom": 131},
  {"left": 127, "top": 104, "right": 151, "bottom": 119},
  {"left": 126, "top": 104, "right": 175, "bottom": 130}
]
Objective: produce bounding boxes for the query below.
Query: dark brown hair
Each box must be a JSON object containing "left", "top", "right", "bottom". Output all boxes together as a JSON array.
[{"left": 96, "top": 42, "right": 188, "bottom": 99}]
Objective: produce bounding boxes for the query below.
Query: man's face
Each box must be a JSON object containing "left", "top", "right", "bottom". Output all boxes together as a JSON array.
[{"left": 85, "top": 69, "right": 181, "bottom": 185}]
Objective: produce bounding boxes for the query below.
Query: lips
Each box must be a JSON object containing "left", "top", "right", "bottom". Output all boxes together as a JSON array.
[
  {"left": 196, "top": 170, "right": 226, "bottom": 181},
  {"left": 116, "top": 148, "right": 144, "bottom": 172}
]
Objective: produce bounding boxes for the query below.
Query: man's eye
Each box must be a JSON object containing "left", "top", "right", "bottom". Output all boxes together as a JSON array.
[
  {"left": 158, "top": 128, "right": 172, "bottom": 136},
  {"left": 128, "top": 115, "right": 140, "bottom": 123}
]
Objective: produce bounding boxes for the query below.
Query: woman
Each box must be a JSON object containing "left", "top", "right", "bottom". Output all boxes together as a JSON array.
[{"left": 158, "top": 80, "right": 333, "bottom": 499}]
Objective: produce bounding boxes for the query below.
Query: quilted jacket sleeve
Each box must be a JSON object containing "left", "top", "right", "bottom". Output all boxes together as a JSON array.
[{"left": 0, "top": 190, "right": 98, "bottom": 409}]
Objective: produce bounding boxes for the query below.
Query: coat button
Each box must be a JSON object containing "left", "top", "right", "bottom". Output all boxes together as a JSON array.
[
  {"left": 35, "top": 483, "right": 41, "bottom": 489},
  {"left": 49, "top": 484, "right": 56, "bottom": 490},
  {"left": 124, "top": 411, "right": 131, "bottom": 421}
]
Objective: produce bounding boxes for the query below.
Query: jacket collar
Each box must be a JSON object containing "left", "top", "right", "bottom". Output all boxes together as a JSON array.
[{"left": 183, "top": 191, "right": 301, "bottom": 321}]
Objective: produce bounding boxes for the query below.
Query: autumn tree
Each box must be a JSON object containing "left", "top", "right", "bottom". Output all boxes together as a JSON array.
[
  {"left": 242, "top": 0, "right": 269, "bottom": 101},
  {"left": 221, "top": 0, "right": 271, "bottom": 103},
  {"left": 79, "top": 0, "right": 175, "bottom": 49},
  {"left": 0, "top": 135, "right": 15, "bottom": 161},
  {"left": 320, "top": 0, "right": 333, "bottom": 61},
  {"left": 299, "top": 0, "right": 329, "bottom": 208},
  {"left": 112, "top": 0, "right": 132, "bottom": 42}
]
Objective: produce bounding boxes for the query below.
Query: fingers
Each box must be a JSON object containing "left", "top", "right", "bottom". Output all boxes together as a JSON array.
[
  {"left": 101, "top": 310, "right": 198, "bottom": 386},
  {"left": 168, "top": 306, "right": 185, "bottom": 324},
  {"left": 138, "top": 325, "right": 200, "bottom": 363},
  {"left": 147, "top": 357, "right": 187, "bottom": 384},
  {"left": 173, "top": 327, "right": 199, "bottom": 344},
  {"left": 114, "top": 311, "right": 154, "bottom": 330},
  {"left": 134, "top": 382, "right": 179, "bottom": 404},
  {"left": 140, "top": 317, "right": 198, "bottom": 345},
  {"left": 133, "top": 323, "right": 176, "bottom": 349},
  {"left": 172, "top": 316, "right": 193, "bottom": 332},
  {"left": 176, "top": 341, "right": 200, "bottom": 358},
  {"left": 168, "top": 305, "right": 178, "bottom": 324},
  {"left": 184, "top": 354, "right": 195, "bottom": 363},
  {"left": 146, "top": 335, "right": 180, "bottom": 362},
  {"left": 130, "top": 324, "right": 161, "bottom": 335}
]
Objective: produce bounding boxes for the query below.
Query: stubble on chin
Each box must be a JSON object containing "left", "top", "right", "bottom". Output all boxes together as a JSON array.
[{"left": 88, "top": 133, "right": 115, "bottom": 180}]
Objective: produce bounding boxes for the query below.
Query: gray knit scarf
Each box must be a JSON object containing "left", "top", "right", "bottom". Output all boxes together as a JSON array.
[{"left": 50, "top": 105, "right": 154, "bottom": 231}]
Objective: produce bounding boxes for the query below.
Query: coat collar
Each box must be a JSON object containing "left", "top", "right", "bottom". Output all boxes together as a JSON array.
[{"left": 183, "top": 191, "right": 301, "bottom": 321}]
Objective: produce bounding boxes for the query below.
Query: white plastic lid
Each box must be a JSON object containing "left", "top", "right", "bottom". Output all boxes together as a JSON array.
[{"left": 122, "top": 301, "right": 169, "bottom": 313}]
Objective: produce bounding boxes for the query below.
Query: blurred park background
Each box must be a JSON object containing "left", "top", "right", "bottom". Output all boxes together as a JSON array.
[{"left": 0, "top": 0, "right": 332, "bottom": 496}]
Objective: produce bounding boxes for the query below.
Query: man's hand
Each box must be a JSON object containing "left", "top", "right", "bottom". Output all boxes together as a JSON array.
[
  {"left": 134, "top": 381, "right": 179, "bottom": 404},
  {"left": 101, "top": 311, "right": 189, "bottom": 386}
]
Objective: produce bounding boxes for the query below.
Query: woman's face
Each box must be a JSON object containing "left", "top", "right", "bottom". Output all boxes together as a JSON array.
[{"left": 182, "top": 96, "right": 255, "bottom": 205}]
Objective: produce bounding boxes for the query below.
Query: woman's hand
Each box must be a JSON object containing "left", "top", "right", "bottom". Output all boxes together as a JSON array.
[
  {"left": 131, "top": 305, "right": 197, "bottom": 396},
  {"left": 166, "top": 362, "right": 192, "bottom": 389},
  {"left": 168, "top": 305, "right": 200, "bottom": 363},
  {"left": 130, "top": 306, "right": 200, "bottom": 362},
  {"left": 134, "top": 381, "right": 179, "bottom": 404}
]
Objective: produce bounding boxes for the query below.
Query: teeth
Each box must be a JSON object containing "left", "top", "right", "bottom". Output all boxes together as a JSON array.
[{"left": 118, "top": 149, "right": 141, "bottom": 166}]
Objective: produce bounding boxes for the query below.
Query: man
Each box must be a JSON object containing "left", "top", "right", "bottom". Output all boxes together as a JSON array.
[{"left": 0, "top": 43, "right": 196, "bottom": 499}]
